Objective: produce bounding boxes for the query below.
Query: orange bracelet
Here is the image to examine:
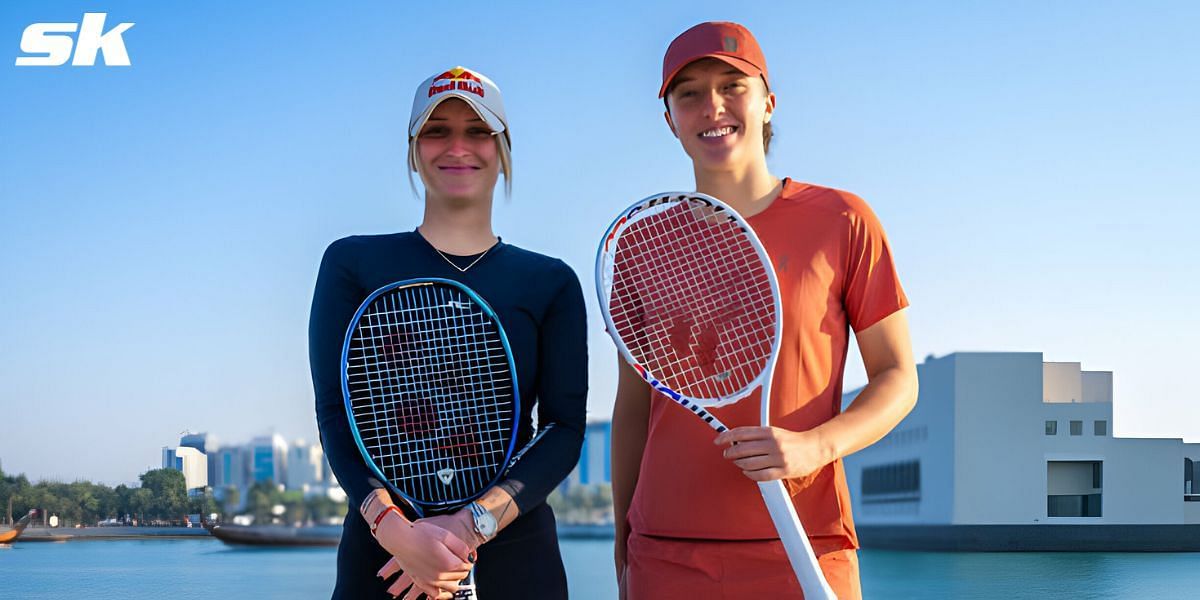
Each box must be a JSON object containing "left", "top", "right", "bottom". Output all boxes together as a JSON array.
[{"left": 370, "top": 505, "right": 404, "bottom": 536}]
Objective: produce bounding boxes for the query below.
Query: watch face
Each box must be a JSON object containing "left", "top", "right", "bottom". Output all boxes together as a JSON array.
[
  {"left": 473, "top": 504, "right": 497, "bottom": 537},
  {"left": 478, "top": 513, "right": 497, "bottom": 535}
]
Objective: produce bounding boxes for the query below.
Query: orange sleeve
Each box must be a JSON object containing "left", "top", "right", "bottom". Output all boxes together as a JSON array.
[{"left": 842, "top": 196, "right": 909, "bottom": 331}]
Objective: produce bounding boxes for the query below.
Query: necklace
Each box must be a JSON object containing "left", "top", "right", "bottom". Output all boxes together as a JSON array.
[{"left": 433, "top": 244, "right": 492, "bottom": 272}]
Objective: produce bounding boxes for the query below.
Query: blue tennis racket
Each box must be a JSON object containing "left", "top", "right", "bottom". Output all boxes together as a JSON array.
[{"left": 342, "top": 278, "right": 520, "bottom": 600}]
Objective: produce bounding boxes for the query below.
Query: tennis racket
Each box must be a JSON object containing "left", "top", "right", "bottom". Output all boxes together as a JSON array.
[
  {"left": 596, "top": 192, "right": 837, "bottom": 599},
  {"left": 342, "top": 278, "right": 521, "bottom": 600}
]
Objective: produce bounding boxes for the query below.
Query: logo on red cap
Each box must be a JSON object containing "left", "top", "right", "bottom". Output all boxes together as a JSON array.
[
  {"left": 428, "top": 67, "right": 485, "bottom": 99},
  {"left": 723, "top": 37, "right": 737, "bottom": 53}
]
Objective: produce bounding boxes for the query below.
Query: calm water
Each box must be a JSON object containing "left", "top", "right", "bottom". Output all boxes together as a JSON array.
[{"left": 2, "top": 538, "right": 1199, "bottom": 599}]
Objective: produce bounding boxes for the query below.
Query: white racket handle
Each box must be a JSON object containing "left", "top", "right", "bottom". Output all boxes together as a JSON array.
[
  {"left": 453, "top": 568, "right": 478, "bottom": 599},
  {"left": 758, "top": 479, "right": 837, "bottom": 599}
]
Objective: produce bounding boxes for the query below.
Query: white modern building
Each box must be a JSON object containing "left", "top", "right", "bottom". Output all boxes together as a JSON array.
[
  {"left": 843, "top": 352, "right": 1200, "bottom": 549},
  {"left": 162, "top": 446, "right": 208, "bottom": 493},
  {"left": 180, "top": 431, "right": 221, "bottom": 489}
]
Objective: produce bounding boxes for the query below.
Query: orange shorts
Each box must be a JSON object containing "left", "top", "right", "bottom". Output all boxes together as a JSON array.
[{"left": 625, "top": 532, "right": 861, "bottom": 600}]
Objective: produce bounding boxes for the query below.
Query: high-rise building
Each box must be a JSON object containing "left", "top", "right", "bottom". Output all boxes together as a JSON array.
[
  {"left": 561, "top": 421, "right": 612, "bottom": 491},
  {"left": 249, "top": 434, "right": 288, "bottom": 486},
  {"left": 580, "top": 421, "right": 611, "bottom": 486},
  {"left": 211, "top": 446, "right": 251, "bottom": 491},
  {"left": 180, "top": 432, "right": 217, "bottom": 455},
  {"left": 180, "top": 432, "right": 220, "bottom": 487},
  {"left": 286, "top": 440, "right": 325, "bottom": 492},
  {"left": 161, "top": 446, "right": 208, "bottom": 492}
]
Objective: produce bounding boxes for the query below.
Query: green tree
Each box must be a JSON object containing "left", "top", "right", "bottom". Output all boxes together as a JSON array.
[
  {"left": 0, "top": 468, "right": 30, "bottom": 524},
  {"left": 114, "top": 484, "right": 135, "bottom": 521},
  {"left": 281, "top": 490, "right": 306, "bottom": 525},
  {"left": 220, "top": 486, "right": 241, "bottom": 518},
  {"left": 247, "top": 480, "right": 282, "bottom": 524},
  {"left": 305, "top": 494, "right": 348, "bottom": 523},
  {"left": 188, "top": 488, "right": 220, "bottom": 519},
  {"left": 140, "top": 469, "right": 187, "bottom": 521},
  {"left": 130, "top": 488, "right": 154, "bottom": 523}
]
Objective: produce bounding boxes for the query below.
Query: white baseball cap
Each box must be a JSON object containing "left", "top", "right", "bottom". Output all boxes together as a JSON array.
[{"left": 408, "top": 66, "right": 509, "bottom": 145}]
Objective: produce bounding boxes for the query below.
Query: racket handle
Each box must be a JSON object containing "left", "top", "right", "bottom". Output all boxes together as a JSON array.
[
  {"left": 757, "top": 480, "right": 837, "bottom": 599},
  {"left": 452, "top": 569, "right": 478, "bottom": 599}
]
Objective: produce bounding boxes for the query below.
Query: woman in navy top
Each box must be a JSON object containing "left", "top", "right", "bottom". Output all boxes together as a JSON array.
[{"left": 309, "top": 66, "right": 587, "bottom": 600}]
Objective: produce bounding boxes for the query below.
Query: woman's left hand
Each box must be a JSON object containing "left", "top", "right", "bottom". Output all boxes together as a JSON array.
[
  {"left": 379, "top": 511, "right": 483, "bottom": 598},
  {"left": 713, "top": 426, "right": 832, "bottom": 482}
]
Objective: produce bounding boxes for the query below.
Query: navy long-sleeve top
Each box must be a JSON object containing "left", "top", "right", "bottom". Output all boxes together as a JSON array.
[{"left": 309, "top": 231, "right": 588, "bottom": 523}]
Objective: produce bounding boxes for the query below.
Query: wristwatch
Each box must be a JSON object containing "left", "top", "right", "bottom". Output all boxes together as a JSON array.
[{"left": 468, "top": 502, "right": 497, "bottom": 542}]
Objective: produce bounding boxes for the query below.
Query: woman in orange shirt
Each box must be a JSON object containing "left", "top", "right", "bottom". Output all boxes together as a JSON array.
[{"left": 611, "top": 22, "right": 920, "bottom": 599}]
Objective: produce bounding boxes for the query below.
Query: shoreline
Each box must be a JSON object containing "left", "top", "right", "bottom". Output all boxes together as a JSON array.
[
  {"left": 12, "top": 523, "right": 617, "bottom": 542},
  {"left": 19, "top": 526, "right": 212, "bottom": 541}
]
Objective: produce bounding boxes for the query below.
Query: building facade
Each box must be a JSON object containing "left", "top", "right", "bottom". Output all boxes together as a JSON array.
[
  {"left": 161, "top": 446, "right": 208, "bottom": 493},
  {"left": 842, "top": 352, "right": 1200, "bottom": 547},
  {"left": 285, "top": 440, "right": 327, "bottom": 493},
  {"left": 562, "top": 421, "right": 612, "bottom": 490},
  {"left": 249, "top": 434, "right": 288, "bottom": 486}
]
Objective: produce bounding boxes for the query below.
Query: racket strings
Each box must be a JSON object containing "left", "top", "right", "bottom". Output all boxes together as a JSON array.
[
  {"left": 346, "top": 283, "right": 515, "bottom": 506},
  {"left": 609, "top": 200, "right": 776, "bottom": 403}
]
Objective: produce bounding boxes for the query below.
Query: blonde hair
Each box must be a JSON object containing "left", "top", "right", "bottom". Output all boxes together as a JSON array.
[{"left": 407, "top": 132, "right": 513, "bottom": 200}]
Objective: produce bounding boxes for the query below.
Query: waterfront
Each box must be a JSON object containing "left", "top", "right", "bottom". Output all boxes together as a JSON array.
[{"left": 3, "top": 538, "right": 1200, "bottom": 598}]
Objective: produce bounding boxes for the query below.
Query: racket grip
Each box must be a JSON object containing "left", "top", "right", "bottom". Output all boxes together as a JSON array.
[
  {"left": 757, "top": 480, "right": 837, "bottom": 599},
  {"left": 452, "top": 569, "right": 478, "bottom": 599}
]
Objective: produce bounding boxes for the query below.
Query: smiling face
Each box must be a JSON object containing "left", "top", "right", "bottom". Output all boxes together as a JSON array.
[
  {"left": 664, "top": 58, "right": 775, "bottom": 173},
  {"left": 414, "top": 98, "right": 501, "bottom": 202}
]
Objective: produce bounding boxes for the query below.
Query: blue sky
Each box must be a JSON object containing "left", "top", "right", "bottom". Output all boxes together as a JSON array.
[{"left": 1, "top": 1, "right": 1197, "bottom": 485}]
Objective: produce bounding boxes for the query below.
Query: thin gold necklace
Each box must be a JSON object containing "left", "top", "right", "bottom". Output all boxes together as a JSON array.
[{"left": 433, "top": 244, "right": 493, "bottom": 272}]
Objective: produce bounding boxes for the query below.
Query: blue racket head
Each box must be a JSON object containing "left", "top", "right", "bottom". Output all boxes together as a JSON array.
[{"left": 341, "top": 278, "right": 520, "bottom": 515}]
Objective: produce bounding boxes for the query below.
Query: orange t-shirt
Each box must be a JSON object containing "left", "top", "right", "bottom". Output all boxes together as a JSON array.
[{"left": 627, "top": 179, "right": 909, "bottom": 550}]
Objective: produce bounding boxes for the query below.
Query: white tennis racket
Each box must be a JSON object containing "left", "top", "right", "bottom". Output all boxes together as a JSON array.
[{"left": 596, "top": 192, "right": 836, "bottom": 599}]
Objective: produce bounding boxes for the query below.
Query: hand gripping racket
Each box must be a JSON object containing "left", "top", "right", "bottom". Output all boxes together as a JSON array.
[
  {"left": 342, "top": 278, "right": 521, "bottom": 600},
  {"left": 596, "top": 193, "right": 836, "bottom": 599}
]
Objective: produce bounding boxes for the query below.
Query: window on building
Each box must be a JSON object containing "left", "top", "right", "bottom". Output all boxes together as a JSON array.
[
  {"left": 1045, "top": 420, "right": 1058, "bottom": 435},
  {"left": 861, "top": 460, "right": 921, "bottom": 504},
  {"left": 1047, "top": 460, "right": 1102, "bottom": 517},
  {"left": 1070, "top": 420, "right": 1083, "bottom": 436},
  {"left": 1187, "top": 458, "right": 1195, "bottom": 496},
  {"left": 1048, "top": 493, "right": 1102, "bottom": 517},
  {"left": 1094, "top": 421, "right": 1107, "bottom": 436}
]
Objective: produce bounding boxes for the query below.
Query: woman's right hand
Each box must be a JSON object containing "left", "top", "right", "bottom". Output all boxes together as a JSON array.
[
  {"left": 615, "top": 534, "right": 629, "bottom": 600},
  {"left": 374, "top": 513, "right": 473, "bottom": 598}
]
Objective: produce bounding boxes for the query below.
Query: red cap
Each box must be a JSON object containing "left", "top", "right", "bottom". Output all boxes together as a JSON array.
[{"left": 659, "top": 22, "right": 768, "bottom": 98}]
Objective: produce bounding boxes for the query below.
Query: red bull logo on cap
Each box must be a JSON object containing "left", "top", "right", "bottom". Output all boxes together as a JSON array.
[{"left": 428, "top": 67, "right": 485, "bottom": 98}]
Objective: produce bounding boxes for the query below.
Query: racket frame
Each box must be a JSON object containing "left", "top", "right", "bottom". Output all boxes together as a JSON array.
[
  {"left": 595, "top": 192, "right": 837, "bottom": 599},
  {"left": 340, "top": 277, "right": 522, "bottom": 519}
]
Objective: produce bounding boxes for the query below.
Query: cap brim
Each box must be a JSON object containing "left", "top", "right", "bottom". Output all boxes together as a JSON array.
[
  {"left": 658, "top": 54, "right": 765, "bottom": 98},
  {"left": 408, "top": 92, "right": 507, "bottom": 138}
]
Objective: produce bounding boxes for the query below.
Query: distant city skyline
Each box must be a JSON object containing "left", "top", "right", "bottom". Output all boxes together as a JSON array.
[{"left": 2, "top": 2, "right": 1198, "bottom": 485}]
